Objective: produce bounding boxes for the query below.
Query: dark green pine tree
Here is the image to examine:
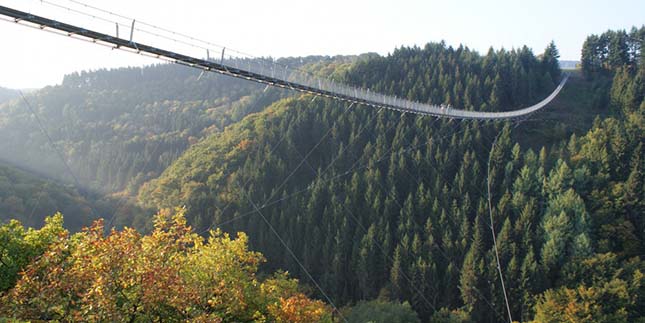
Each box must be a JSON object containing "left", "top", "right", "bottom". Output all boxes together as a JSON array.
[
  {"left": 519, "top": 246, "right": 541, "bottom": 321},
  {"left": 541, "top": 41, "right": 561, "bottom": 83},
  {"left": 357, "top": 224, "right": 381, "bottom": 299},
  {"left": 390, "top": 243, "right": 408, "bottom": 301},
  {"left": 459, "top": 212, "right": 486, "bottom": 321},
  {"left": 608, "top": 30, "right": 630, "bottom": 69},
  {"left": 581, "top": 35, "right": 601, "bottom": 76}
]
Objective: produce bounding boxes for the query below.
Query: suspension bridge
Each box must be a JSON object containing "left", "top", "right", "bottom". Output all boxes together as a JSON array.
[
  {"left": 0, "top": 4, "right": 568, "bottom": 120},
  {"left": 0, "top": 3, "right": 575, "bottom": 321}
]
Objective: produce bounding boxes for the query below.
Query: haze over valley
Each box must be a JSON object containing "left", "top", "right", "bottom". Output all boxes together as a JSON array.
[{"left": 0, "top": 1, "right": 643, "bottom": 322}]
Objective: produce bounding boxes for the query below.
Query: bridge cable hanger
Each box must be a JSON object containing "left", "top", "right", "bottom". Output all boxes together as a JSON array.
[{"left": 0, "top": 4, "right": 568, "bottom": 120}]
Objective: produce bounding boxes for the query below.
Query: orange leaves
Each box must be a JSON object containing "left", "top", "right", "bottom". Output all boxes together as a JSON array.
[
  {"left": 269, "top": 294, "right": 330, "bottom": 323},
  {"left": 262, "top": 272, "right": 331, "bottom": 323},
  {"left": 236, "top": 139, "right": 253, "bottom": 151},
  {"left": 1, "top": 208, "right": 331, "bottom": 322}
]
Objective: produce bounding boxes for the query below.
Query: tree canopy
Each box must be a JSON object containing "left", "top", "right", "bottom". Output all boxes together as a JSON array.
[{"left": 0, "top": 209, "right": 332, "bottom": 322}]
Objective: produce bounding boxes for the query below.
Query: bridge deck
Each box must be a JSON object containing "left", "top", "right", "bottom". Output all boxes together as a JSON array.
[{"left": 0, "top": 5, "right": 568, "bottom": 120}]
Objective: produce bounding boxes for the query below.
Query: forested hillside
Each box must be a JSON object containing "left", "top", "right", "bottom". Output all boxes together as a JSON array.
[
  {"left": 0, "top": 163, "right": 98, "bottom": 231},
  {"left": 138, "top": 35, "right": 644, "bottom": 322},
  {"left": 0, "top": 63, "right": 268, "bottom": 194},
  {"left": 347, "top": 42, "right": 561, "bottom": 111},
  {"left": 0, "top": 56, "right": 351, "bottom": 195},
  {"left": 0, "top": 24, "right": 642, "bottom": 321}
]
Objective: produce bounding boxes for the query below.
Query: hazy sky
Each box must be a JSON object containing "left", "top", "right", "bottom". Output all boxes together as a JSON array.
[{"left": 0, "top": 0, "right": 643, "bottom": 89}]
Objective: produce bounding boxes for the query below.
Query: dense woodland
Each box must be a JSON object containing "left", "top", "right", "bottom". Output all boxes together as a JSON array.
[
  {"left": 0, "top": 164, "right": 97, "bottom": 231},
  {"left": 0, "top": 56, "right": 351, "bottom": 196},
  {"left": 0, "top": 56, "right": 354, "bottom": 229},
  {"left": 139, "top": 35, "right": 644, "bottom": 321},
  {"left": 0, "top": 26, "right": 643, "bottom": 322},
  {"left": 0, "top": 63, "right": 269, "bottom": 194}
]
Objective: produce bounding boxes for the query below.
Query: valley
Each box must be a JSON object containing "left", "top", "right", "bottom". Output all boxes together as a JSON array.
[{"left": 0, "top": 3, "right": 642, "bottom": 321}]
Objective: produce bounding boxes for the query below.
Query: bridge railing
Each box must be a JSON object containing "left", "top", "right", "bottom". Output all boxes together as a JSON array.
[
  {"left": 0, "top": 2, "right": 568, "bottom": 120},
  {"left": 219, "top": 52, "right": 568, "bottom": 120}
]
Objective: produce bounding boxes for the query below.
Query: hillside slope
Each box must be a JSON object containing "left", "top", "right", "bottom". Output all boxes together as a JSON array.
[
  {"left": 136, "top": 41, "right": 645, "bottom": 322},
  {"left": 0, "top": 63, "right": 271, "bottom": 194},
  {"left": 0, "top": 163, "right": 98, "bottom": 231}
]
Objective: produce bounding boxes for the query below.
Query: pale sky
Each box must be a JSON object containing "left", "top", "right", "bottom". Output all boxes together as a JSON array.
[{"left": 0, "top": 0, "right": 643, "bottom": 89}]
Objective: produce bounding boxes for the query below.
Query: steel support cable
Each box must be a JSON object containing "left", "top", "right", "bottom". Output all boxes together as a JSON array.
[
  {"left": 386, "top": 146, "right": 509, "bottom": 322},
  {"left": 466, "top": 81, "right": 568, "bottom": 202},
  {"left": 27, "top": 0, "right": 572, "bottom": 119},
  {"left": 483, "top": 119, "right": 529, "bottom": 323},
  {"left": 401, "top": 134, "right": 508, "bottom": 322},
  {"left": 429, "top": 231, "right": 508, "bottom": 322},
  {"left": 256, "top": 101, "right": 356, "bottom": 209},
  {"left": 270, "top": 116, "right": 447, "bottom": 209},
  {"left": 195, "top": 93, "right": 294, "bottom": 234},
  {"left": 205, "top": 94, "right": 368, "bottom": 233},
  {"left": 105, "top": 137, "right": 165, "bottom": 229},
  {"left": 393, "top": 152, "right": 508, "bottom": 323},
  {"left": 37, "top": 0, "right": 277, "bottom": 77},
  {"left": 292, "top": 131, "right": 441, "bottom": 314},
  {"left": 355, "top": 117, "right": 509, "bottom": 321},
  {"left": 463, "top": 115, "right": 541, "bottom": 322},
  {"left": 315, "top": 109, "right": 413, "bottom": 189},
  {"left": 233, "top": 179, "right": 347, "bottom": 322},
  {"left": 259, "top": 104, "right": 390, "bottom": 210},
  {"left": 320, "top": 109, "right": 443, "bottom": 185},
  {"left": 213, "top": 116, "right": 465, "bottom": 229},
  {"left": 246, "top": 117, "right": 459, "bottom": 228},
  {"left": 41, "top": 0, "right": 119, "bottom": 25},
  {"left": 214, "top": 119, "right": 465, "bottom": 229},
  {"left": 364, "top": 120, "right": 462, "bottom": 214},
  {"left": 54, "top": 4, "right": 230, "bottom": 60},
  {"left": 59, "top": 0, "right": 232, "bottom": 53},
  {"left": 52, "top": 0, "right": 347, "bottom": 95},
  {"left": 264, "top": 111, "right": 464, "bottom": 315},
  {"left": 356, "top": 118, "right": 463, "bottom": 230},
  {"left": 27, "top": 188, "right": 45, "bottom": 221},
  {"left": 211, "top": 121, "right": 403, "bottom": 228},
  {"left": 60, "top": 0, "right": 348, "bottom": 92},
  {"left": 19, "top": 91, "right": 99, "bottom": 220},
  {"left": 329, "top": 113, "right": 442, "bottom": 189},
  {"left": 478, "top": 110, "right": 549, "bottom": 320},
  {"left": 39, "top": 0, "right": 230, "bottom": 58},
  {"left": 0, "top": 5, "right": 569, "bottom": 120},
  {"left": 321, "top": 115, "right": 463, "bottom": 305},
  {"left": 283, "top": 135, "right": 320, "bottom": 176},
  {"left": 316, "top": 106, "right": 387, "bottom": 178},
  {"left": 326, "top": 114, "right": 445, "bottom": 197},
  {"left": 0, "top": 15, "right": 180, "bottom": 66},
  {"left": 336, "top": 116, "right": 508, "bottom": 321}
]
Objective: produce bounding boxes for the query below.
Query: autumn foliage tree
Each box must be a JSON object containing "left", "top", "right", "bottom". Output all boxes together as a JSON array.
[{"left": 0, "top": 209, "right": 331, "bottom": 322}]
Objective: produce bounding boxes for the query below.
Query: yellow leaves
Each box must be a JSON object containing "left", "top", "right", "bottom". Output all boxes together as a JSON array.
[
  {"left": 2, "top": 209, "right": 331, "bottom": 322},
  {"left": 532, "top": 278, "right": 633, "bottom": 323},
  {"left": 261, "top": 271, "right": 299, "bottom": 300},
  {"left": 268, "top": 294, "right": 330, "bottom": 323}
]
